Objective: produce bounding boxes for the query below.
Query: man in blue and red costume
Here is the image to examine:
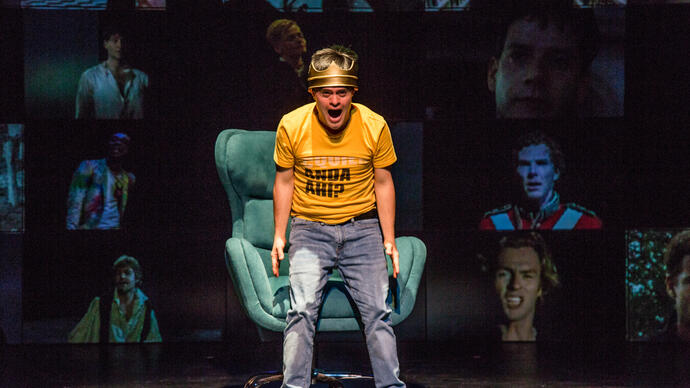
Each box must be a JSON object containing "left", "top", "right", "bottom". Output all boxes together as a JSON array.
[{"left": 480, "top": 131, "right": 601, "bottom": 230}]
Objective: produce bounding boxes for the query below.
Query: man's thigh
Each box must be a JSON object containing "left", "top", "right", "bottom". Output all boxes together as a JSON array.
[
  {"left": 337, "top": 219, "right": 389, "bottom": 313},
  {"left": 287, "top": 218, "right": 338, "bottom": 309}
]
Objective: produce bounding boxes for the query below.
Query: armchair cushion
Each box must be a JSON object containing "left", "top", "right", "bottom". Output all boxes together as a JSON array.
[{"left": 244, "top": 199, "right": 275, "bottom": 250}]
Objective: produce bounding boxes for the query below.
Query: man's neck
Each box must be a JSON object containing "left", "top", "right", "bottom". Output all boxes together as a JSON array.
[
  {"left": 537, "top": 190, "right": 556, "bottom": 211},
  {"left": 503, "top": 318, "right": 536, "bottom": 341},
  {"left": 524, "top": 190, "right": 556, "bottom": 213},
  {"left": 117, "top": 288, "right": 136, "bottom": 306},
  {"left": 105, "top": 57, "right": 123, "bottom": 73},
  {"left": 282, "top": 55, "right": 303, "bottom": 73},
  {"left": 106, "top": 158, "right": 123, "bottom": 173}
]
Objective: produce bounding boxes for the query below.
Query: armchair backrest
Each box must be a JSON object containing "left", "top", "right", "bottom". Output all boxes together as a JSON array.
[{"left": 215, "top": 129, "right": 278, "bottom": 262}]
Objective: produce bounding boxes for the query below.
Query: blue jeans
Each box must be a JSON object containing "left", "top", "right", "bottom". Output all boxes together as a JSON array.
[{"left": 282, "top": 217, "right": 405, "bottom": 388}]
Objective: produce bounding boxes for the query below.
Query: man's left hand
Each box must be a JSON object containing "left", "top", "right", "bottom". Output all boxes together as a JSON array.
[{"left": 384, "top": 241, "right": 399, "bottom": 278}]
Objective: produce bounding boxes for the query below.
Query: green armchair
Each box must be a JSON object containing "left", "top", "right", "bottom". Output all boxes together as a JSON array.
[{"left": 214, "top": 129, "right": 426, "bottom": 385}]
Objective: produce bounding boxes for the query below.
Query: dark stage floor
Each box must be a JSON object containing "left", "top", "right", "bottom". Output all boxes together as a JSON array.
[{"left": 1, "top": 340, "right": 689, "bottom": 387}]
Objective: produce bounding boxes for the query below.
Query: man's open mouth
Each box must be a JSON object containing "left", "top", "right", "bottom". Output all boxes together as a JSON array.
[
  {"left": 328, "top": 109, "right": 342, "bottom": 119},
  {"left": 506, "top": 296, "right": 522, "bottom": 308}
]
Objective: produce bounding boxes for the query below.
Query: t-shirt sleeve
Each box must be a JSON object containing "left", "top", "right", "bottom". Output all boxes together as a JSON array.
[
  {"left": 273, "top": 121, "right": 295, "bottom": 168},
  {"left": 373, "top": 122, "right": 397, "bottom": 168}
]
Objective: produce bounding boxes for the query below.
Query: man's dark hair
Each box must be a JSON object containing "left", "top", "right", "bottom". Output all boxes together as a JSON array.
[
  {"left": 512, "top": 130, "right": 565, "bottom": 176},
  {"left": 488, "top": 0, "right": 600, "bottom": 73},
  {"left": 101, "top": 26, "right": 125, "bottom": 42},
  {"left": 664, "top": 231, "right": 690, "bottom": 282}
]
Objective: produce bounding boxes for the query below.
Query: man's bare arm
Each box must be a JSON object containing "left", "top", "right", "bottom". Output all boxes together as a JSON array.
[
  {"left": 272, "top": 165, "right": 294, "bottom": 277},
  {"left": 374, "top": 166, "right": 399, "bottom": 278}
]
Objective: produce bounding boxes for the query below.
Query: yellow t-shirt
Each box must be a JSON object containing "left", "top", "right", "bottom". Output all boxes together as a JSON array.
[{"left": 274, "top": 102, "right": 397, "bottom": 224}]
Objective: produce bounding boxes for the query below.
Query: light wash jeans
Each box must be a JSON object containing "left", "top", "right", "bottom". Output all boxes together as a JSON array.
[{"left": 282, "top": 216, "right": 405, "bottom": 388}]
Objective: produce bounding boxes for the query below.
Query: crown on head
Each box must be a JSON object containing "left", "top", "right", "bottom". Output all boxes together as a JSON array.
[{"left": 307, "top": 61, "right": 358, "bottom": 90}]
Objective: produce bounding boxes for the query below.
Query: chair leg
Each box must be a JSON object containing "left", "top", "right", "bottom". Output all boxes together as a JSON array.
[
  {"left": 315, "top": 370, "right": 374, "bottom": 386},
  {"left": 312, "top": 371, "right": 345, "bottom": 387},
  {"left": 244, "top": 372, "right": 283, "bottom": 388},
  {"left": 243, "top": 370, "right": 372, "bottom": 387}
]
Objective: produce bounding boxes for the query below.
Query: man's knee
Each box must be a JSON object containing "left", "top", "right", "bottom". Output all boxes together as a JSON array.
[{"left": 286, "top": 303, "right": 320, "bottom": 326}]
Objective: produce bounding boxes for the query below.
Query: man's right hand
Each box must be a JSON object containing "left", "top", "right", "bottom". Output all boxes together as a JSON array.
[{"left": 271, "top": 237, "right": 286, "bottom": 277}]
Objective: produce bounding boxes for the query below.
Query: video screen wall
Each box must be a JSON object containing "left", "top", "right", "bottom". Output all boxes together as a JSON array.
[
  {"left": 0, "top": 124, "right": 23, "bottom": 232},
  {"left": 0, "top": 1, "right": 689, "bottom": 344}
]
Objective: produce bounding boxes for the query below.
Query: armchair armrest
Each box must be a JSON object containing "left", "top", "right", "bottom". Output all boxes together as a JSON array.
[
  {"left": 390, "top": 236, "right": 427, "bottom": 325},
  {"left": 225, "top": 237, "right": 287, "bottom": 332}
]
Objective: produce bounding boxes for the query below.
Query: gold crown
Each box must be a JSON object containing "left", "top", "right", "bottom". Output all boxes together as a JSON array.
[{"left": 307, "top": 61, "right": 358, "bottom": 90}]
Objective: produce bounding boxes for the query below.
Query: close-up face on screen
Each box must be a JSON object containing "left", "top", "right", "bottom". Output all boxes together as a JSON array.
[
  {"left": 627, "top": 229, "right": 690, "bottom": 342},
  {"left": 426, "top": 230, "right": 620, "bottom": 343},
  {"left": 423, "top": 3, "right": 624, "bottom": 120}
]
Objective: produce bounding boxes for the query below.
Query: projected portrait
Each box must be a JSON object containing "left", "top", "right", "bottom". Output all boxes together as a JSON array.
[
  {"left": 629, "top": 0, "right": 690, "bottom": 3},
  {"left": 422, "top": 1, "right": 623, "bottom": 120},
  {"left": 489, "top": 232, "right": 559, "bottom": 341},
  {"left": 425, "top": 0, "right": 627, "bottom": 11},
  {"left": 69, "top": 255, "right": 161, "bottom": 343},
  {"left": 1, "top": 124, "right": 24, "bottom": 232},
  {"left": 17, "top": 0, "right": 165, "bottom": 10},
  {"left": 479, "top": 131, "right": 602, "bottom": 230},
  {"left": 253, "top": 19, "right": 310, "bottom": 128},
  {"left": 76, "top": 26, "right": 149, "bottom": 119},
  {"left": 627, "top": 230, "right": 690, "bottom": 342},
  {"left": 487, "top": 2, "right": 613, "bottom": 119},
  {"left": 108, "top": 0, "right": 166, "bottom": 9},
  {"left": 425, "top": 0, "right": 469, "bottom": 11},
  {"left": 258, "top": 0, "right": 420, "bottom": 12},
  {"left": 66, "top": 132, "right": 135, "bottom": 230}
]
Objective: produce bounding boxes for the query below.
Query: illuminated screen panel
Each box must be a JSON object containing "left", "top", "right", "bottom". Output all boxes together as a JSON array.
[
  {"left": 424, "top": 0, "right": 470, "bottom": 11},
  {"left": 626, "top": 229, "right": 690, "bottom": 342},
  {"left": 19, "top": 0, "right": 165, "bottom": 10},
  {"left": 0, "top": 124, "right": 24, "bottom": 232},
  {"left": 259, "top": 0, "right": 374, "bottom": 12},
  {"left": 24, "top": 11, "right": 163, "bottom": 119},
  {"left": 425, "top": 0, "right": 627, "bottom": 12},
  {"left": 21, "top": 234, "right": 167, "bottom": 343},
  {"left": 424, "top": 6, "right": 624, "bottom": 120},
  {"left": 427, "top": 230, "right": 621, "bottom": 342},
  {"left": 628, "top": 0, "right": 690, "bottom": 3},
  {"left": 134, "top": 0, "right": 165, "bottom": 9},
  {"left": 21, "top": 0, "right": 107, "bottom": 9}
]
